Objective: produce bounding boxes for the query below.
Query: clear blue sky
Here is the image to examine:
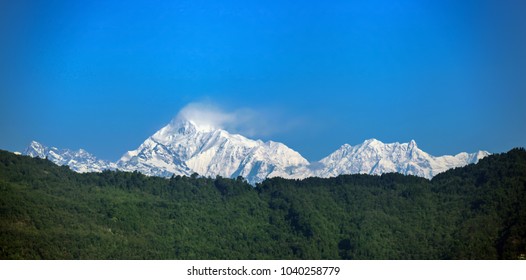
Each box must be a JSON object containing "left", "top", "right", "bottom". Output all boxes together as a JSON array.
[{"left": 1, "top": 0, "right": 525, "bottom": 161}]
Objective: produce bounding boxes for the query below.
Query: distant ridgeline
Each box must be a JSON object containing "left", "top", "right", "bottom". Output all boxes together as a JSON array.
[{"left": 0, "top": 148, "right": 525, "bottom": 259}]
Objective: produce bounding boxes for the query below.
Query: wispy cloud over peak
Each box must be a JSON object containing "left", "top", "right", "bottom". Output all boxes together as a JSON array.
[{"left": 173, "top": 102, "right": 304, "bottom": 138}]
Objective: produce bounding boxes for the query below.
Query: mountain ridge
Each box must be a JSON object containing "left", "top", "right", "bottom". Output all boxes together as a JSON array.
[
  {"left": 116, "top": 118, "right": 310, "bottom": 184},
  {"left": 23, "top": 117, "right": 490, "bottom": 183},
  {"left": 24, "top": 141, "right": 117, "bottom": 173}
]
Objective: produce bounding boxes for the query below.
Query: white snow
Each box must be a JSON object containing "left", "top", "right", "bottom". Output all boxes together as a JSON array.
[
  {"left": 24, "top": 141, "right": 117, "bottom": 173},
  {"left": 24, "top": 121, "right": 490, "bottom": 184},
  {"left": 301, "top": 139, "right": 489, "bottom": 180},
  {"left": 117, "top": 118, "right": 309, "bottom": 184}
]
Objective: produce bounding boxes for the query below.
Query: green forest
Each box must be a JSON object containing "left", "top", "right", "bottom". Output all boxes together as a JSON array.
[{"left": 0, "top": 148, "right": 525, "bottom": 259}]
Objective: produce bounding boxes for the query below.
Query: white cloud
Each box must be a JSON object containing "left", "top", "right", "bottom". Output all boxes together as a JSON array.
[
  {"left": 173, "top": 102, "right": 304, "bottom": 138},
  {"left": 175, "top": 102, "right": 235, "bottom": 131}
]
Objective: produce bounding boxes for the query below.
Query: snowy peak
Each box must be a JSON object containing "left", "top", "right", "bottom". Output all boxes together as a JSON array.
[
  {"left": 174, "top": 117, "right": 218, "bottom": 133},
  {"left": 408, "top": 139, "right": 417, "bottom": 149},
  {"left": 21, "top": 128, "right": 490, "bottom": 184},
  {"left": 315, "top": 139, "right": 489, "bottom": 179},
  {"left": 25, "top": 141, "right": 47, "bottom": 158},
  {"left": 23, "top": 141, "right": 116, "bottom": 173},
  {"left": 473, "top": 150, "right": 491, "bottom": 161},
  {"left": 117, "top": 118, "right": 309, "bottom": 184},
  {"left": 159, "top": 118, "right": 209, "bottom": 138}
]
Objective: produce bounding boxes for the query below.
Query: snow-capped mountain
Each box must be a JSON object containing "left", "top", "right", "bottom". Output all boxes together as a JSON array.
[
  {"left": 24, "top": 141, "right": 116, "bottom": 173},
  {"left": 294, "top": 138, "right": 490, "bottom": 179},
  {"left": 22, "top": 119, "right": 490, "bottom": 183},
  {"left": 117, "top": 117, "right": 309, "bottom": 184}
]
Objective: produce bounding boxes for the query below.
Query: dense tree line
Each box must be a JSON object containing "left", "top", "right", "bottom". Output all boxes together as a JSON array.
[{"left": 0, "top": 148, "right": 525, "bottom": 259}]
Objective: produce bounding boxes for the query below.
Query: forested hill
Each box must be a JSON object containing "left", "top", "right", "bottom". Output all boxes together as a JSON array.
[{"left": 0, "top": 148, "right": 525, "bottom": 259}]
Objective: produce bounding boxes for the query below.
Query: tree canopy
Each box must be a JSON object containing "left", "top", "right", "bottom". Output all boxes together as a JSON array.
[{"left": 1, "top": 148, "right": 525, "bottom": 259}]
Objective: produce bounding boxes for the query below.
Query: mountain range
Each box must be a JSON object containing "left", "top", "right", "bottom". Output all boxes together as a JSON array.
[
  {"left": 24, "top": 141, "right": 117, "bottom": 173},
  {"left": 23, "top": 116, "right": 490, "bottom": 184}
]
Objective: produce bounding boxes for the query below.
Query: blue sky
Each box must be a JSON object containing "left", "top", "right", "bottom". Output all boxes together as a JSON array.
[{"left": 1, "top": 0, "right": 525, "bottom": 161}]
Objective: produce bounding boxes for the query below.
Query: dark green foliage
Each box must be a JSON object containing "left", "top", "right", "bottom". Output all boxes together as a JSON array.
[{"left": 0, "top": 148, "right": 525, "bottom": 259}]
